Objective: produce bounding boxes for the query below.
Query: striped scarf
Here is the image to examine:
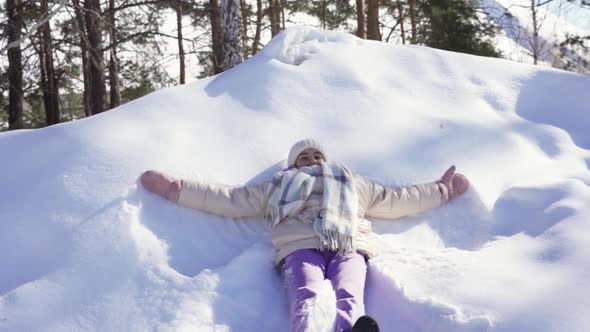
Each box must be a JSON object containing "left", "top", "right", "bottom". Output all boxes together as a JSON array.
[{"left": 264, "top": 161, "right": 359, "bottom": 254}]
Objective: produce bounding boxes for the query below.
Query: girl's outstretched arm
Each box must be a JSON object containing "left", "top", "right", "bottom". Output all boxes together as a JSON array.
[
  {"left": 178, "top": 179, "right": 268, "bottom": 218},
  {"left": 357, "top": 166, "right": 469, "bottom": 220},
  {"left": 140, "top": 170, "right": 268, "bottom": 218}
]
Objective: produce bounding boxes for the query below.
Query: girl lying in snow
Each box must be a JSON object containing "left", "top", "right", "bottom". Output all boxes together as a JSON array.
[{"left": 140, "top": 138, "right": 469, "bottom": 332}]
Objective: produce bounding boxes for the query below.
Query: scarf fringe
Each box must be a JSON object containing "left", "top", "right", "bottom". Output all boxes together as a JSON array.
[
  {"left": 264, "top": 204, "right": 280, "bottom": 228},
  {"left": 316, "top": 229, "right": 355, "bottom": 255}
]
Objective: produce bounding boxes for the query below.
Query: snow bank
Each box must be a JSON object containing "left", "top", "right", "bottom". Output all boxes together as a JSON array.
[{"left": 1, "top": 27, "right": 589, "bottom": 331}]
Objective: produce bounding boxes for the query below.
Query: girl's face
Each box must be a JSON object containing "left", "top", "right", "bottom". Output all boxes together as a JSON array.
[{"left": 295, "top": 148, "right": 325, "bottom": 168}]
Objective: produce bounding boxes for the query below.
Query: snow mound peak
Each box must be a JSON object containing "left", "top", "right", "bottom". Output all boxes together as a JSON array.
[{"left": 260, "top": 26, "right": 359, "bottom": 65}]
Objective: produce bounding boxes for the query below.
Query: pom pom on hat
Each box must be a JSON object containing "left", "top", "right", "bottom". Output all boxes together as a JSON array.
[{"left": 288, "top": 138, "right": 327, "bottom": 166}]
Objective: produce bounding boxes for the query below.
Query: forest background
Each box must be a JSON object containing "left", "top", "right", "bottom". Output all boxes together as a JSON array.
[{"left": 1, "top": 0, "right": 589, "bottom": 131}]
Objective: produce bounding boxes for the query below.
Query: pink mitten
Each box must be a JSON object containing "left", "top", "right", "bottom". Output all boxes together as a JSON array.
[
  {"left": 140, "top": 170, "right": 181, "bottom": 202},
  {"left": 439, "top": 165, "right": 469, "bottom": 202}
]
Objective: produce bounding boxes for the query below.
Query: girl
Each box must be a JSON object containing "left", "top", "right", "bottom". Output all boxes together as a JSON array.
[{"left": 140, "top": 138, "right": 469, "bottom": 332}]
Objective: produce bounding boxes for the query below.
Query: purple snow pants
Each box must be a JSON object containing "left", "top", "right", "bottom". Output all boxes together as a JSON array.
[{"left": 282, "top": 249, "right": 367, "bottom": 332}]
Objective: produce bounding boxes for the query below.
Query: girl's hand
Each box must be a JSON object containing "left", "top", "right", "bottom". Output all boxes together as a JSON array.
[
  {"left": 140, "top": 170, "right": 182, "bottom": 202},
  {"left": 439, "top": 165, "right": 469, "bottom": 201}
]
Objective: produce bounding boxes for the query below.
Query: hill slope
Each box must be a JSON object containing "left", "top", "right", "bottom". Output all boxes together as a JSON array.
[{"left": 1, "top": 27, "right": 589, "bottom": 331}]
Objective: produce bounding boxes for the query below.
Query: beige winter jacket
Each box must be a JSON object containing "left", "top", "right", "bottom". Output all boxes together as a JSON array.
[{"left": 177, "top": 174, "right": 446, "bottom": 265}]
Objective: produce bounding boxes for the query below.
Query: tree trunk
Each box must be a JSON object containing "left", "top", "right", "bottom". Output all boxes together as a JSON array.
[
  {"left": 320, "top": 0, "right": 326, "bottom": 29},
  {"left": 280, "top": 0, "right": 285, "bottom": 29},
  {"left": 397, "top": 0, "right": 405, "bottom": 44},
  {"left": 409, "top": 0, "right": 416, "bottom": 44},
  {"left": 220, "top": 0, "right": 243, "bottom": 71},
  {"left": 108, "top": 0, "right": 121, "bottom": 106},
  {"left": 356, "top": 0, "right": 366, "bottom": 38},
  {"left": 531, "top": 0, "right": 539, "bottom": 65},
  {"left": 252, "top": 0, "right": 262, "bottom": 55},
  {"left": 269, "top": 0, "right": 280, "bottom": 37},
  {"left": 175, "top": 0, "right": 186, "bottom": 83},
  {"left": 84, "top": 0, "right": 106, "bottom": 115},
  {"left": 72, "top": 0, "right": 91, "bottom": 117},
  {"left": 240, "top": 0, "right": 249, "bottom": 57},
  {"left": 40, "top": 0, "right": 60, "bottom": 126},
  {"left": 210, "top": 0, "right": 224, "bottom": 74},
  {"left": 367, "top": 0, "right": 381, "bottom": 40},
  {"left": 7, "top": 0, "right": 24, "bottom": 129}
]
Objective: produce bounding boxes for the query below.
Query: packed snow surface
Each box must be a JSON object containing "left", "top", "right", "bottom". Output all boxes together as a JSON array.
[{"left": 1, "top": 27, "right": 589, "bottom": 331}]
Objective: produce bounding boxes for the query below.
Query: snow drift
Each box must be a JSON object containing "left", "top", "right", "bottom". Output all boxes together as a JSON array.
[{"left": 1, "top": 27, "right": 589, "bottom": 331}]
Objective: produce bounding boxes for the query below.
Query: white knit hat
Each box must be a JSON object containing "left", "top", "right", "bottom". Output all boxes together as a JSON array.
[{"left": 287, "top": 138, "right": 327, "bottom": 166}]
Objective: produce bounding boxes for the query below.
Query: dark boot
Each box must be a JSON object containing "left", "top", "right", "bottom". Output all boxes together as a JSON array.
[{"left": 343, "top": 315, "right": 380, "bottom": 332}]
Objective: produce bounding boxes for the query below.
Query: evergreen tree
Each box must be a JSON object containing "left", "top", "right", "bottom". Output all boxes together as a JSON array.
[
  {"left": 220, "top": 0, "right": 243, "bottom": 71},
  {"left": 252, "top": 0, "right": 263, "bottom": 54},
  {"left": 120, "top": 60, "right": 174, "bottom": 102},
  {"left": 5, "top": 0, "right": 24, "bottom": 129},
  {"left": 240, "top": 0, "right": 249, "bottom": 57},
  {"left": 155, "top": 0, "right": 203, "bottom": 85},
  {"left": 284, "top": 0, "right": 356, "bottom": 32},
  {"left": 560, "top": 34, "right": 590, "bottom": 74},
  {"left": 107, "top": 0, "right": 121, "bottom": 107},
  {"left": 209, "top": 0, "right": 224, "bottom": 73},
  {"left": 380, "top": 0, "right": 411, "bottom": 43},
  {"left": 367, "top": 0, "right": 380, "bottom": 40},
  {"left": 37, "top": 0, "right": 60, "bottom": 125},
  {"left": 355, "top": 0, "right": 366, "bottom": 38},
  {"left": 557, "top": 1, "right": 590, "bottom": 73},
  {"left": 70, "top": 0, "right": 91, "bottom": 117},
  {"left": 420, "top": 0, "right": 500, "bottom": 57},
  {"left": 84, "top": 0, "right": 106, "bottom": 115},
  {"left": 268, "top": 0, "right": 281, "bottom": 36},
  {"left": 173, "top": 0, "right": 187, "bottom": 84}
]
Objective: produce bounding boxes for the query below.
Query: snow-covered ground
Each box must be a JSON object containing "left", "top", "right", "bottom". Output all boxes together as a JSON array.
[{"left": 1, "top": 27, "right": 590, "bottom": 331}]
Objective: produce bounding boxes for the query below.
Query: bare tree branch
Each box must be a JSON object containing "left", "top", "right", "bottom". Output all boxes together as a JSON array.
[{"left": 1, "top": 0, "right": 69, "bottom": 54}]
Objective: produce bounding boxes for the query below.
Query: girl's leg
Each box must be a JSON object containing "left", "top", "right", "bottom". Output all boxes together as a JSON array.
[
  {"left": 282, "top": 249, "right": 327, "bottom": 332},
  {"left": 325, "top": 252, "right": 367, "bottom": 332}
]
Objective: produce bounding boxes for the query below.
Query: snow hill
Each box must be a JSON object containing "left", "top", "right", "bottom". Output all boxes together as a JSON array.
[{"left": 1, "top": 27, "right": 589, "bottom": 331}]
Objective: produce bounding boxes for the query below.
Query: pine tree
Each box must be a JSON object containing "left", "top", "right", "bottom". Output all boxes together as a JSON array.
[
  {"left": 367, "top": 0, "right": 380, "bottom": 40},
  {"left": 252, "top": 0, "right": 263, "bottom": 54},
  {"left": 238, "top": 0, "right": 248, "bottom": 57},
  {"left": 107, "top": 0, "right": 120, "bottom": 107},
  {"left": 420, "top": 0, "right": 500, "bottom": 57},
  {"left": 409, "top": 0, "right": 417, "bottom": 43},
  {"left": 38, "top": 0, "right": 59, "bottom": 125},
  {"left": 87, "top": 0, "right": 170, "bottom": 108},
  {"left": 6, "top": 0, "right": 24, "bottom": 129},
  {"left": 220, "top": 0, "right": 243, "bottom": 71},
  {"left": 209, "top": 0, "right": 224, "bottom": 73},
  {"left": 560, "top": 34, "right": 590, "bottom": 74},
  {"left": 84, "top": 0, "right": 106, "bottom": 115},
  {"left": 71, "top": 0, "right": 91, "bottom": 117},
  {"left": 356, "top": 0, "right": 366, "bottom": 38},
  {"left": 284, "top": 0, "right": 355, "bottom": 31},
  {"left": 269, "top": 0, "right": 281, "bottom": 36},
  {"left": 157, "top": 0, "right": 198, "bottom": 85}
]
